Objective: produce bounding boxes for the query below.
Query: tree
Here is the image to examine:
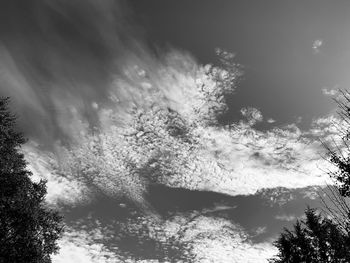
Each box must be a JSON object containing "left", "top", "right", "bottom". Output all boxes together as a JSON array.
[
  {"left": 270, "top": 208, "right": 350, "bottom": 263},
  {"left": 325, "top": 90, "right": 350, "bottom": 197},
  {"left": 319, "top": 90, "right": 350, "bottom": 234},
  {"left": 0, "top": 98, "right": 63, "bottom": 263},
  {"left": 271, "top": 90, "right": 350, "bottom": 262}
]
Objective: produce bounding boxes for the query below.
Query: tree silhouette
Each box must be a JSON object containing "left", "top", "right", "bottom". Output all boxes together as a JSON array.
[
  {"left": 271, "top": 90, "right": 350, "bottom": 262},
  {"left": 324, "top": 90, "right": 350, "bottom": 197},
  {"left": 270, "top": 208, "right": 350, "bottom": 263},
  {"left": 0, "top": 98, "right": 63, "bottom": 263}
]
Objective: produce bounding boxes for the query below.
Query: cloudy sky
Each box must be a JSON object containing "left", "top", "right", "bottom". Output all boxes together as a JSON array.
[{"left": 1, "top": 0, "right": 350, "bottom": 262}]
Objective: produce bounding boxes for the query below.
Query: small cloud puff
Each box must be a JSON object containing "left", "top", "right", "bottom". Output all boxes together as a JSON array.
[
  {"left": 322, "top": 87, "right": 338, "bottom": 97},
  {"left": 312, "top": 39, "right": 323, "bottom": 53},
  {"left": 240, "top": 107, "right": 263, "bottom": 125}
]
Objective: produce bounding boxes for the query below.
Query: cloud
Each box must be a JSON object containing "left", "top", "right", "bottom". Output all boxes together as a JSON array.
[
  {"left": 162, "top": 121, "right": 333, "bottom": 196},
  {"left": 275, "top": 214, "right": 297, "bottom": 222},
  {"left": 53, "top": 210, "right": 277, "bottom": 263},
  {"left": 52, "top": 227, "right": 126, "bottom": 263},
  {"left": 0, "top": 0, "right": 136, "bottom": 142},
  {"left": 4, "top": 0, "right": 338, "bottom": 205},
  {"left": 25, "top": 77, "right": 338, "bottom": 208},
  {"left": 322, "top": 87, "right": 338, "bottom": 97},
  {"left": 254, "top": 226, "right": 267, "bottom": 236},
  {"left": 49, "top": 184, "right": 333, "bottom": 262},
  {"left": 32, "top": 113, "right": 336, "bottom": 207},
  {"left": 23, "top": 142, "right": 89, "bottom": 208},
  {"left": 3, "top": 2, "right": 346, "bottom": 262},
  {"left": 241, "top": 107, "right": 263, "bottom": 125},
  {"left": 169, "top": 215, "right": 277, "bottom": 262},
  {"left": 312, "top": 39, "right": 323, "bottom": 53},
  {"left": 0, "top": 0, "right": 236, "bottom": 207},
  {"left": 257, "top": 186, "right": 323, "bottom": 207}
]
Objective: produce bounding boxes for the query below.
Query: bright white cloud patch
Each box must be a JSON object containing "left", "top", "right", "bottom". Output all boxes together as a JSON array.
[
  {"left": 179, "top": 122, "right": 332, "bottom": 196},
  {"left": 23, "top": 48, "right": 340, "bottom": 208},
  {"left": 24, "top": 48, "right": 244, "bottom": 208},
  {"left": 52, "top": 228, "right": 127, "bottom": 263},
  {"left": 2, "top": 2, "right": 346, "bottom": 262}
]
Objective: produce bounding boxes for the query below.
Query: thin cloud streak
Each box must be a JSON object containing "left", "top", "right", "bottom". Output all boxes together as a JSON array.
[
  {"left": 2, "top": 1, "right": 346, "bottom": 262},
  {"left": 1, "top": 0, "right": 335, "bottom": 203},
  {"left": 0, "top": 0, "right": 136, "bottom": 142}
]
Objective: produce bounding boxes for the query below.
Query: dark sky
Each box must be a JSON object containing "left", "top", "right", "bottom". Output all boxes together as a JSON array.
[{"left": 130, "top": 0, "right": 350, "bottom": 126}]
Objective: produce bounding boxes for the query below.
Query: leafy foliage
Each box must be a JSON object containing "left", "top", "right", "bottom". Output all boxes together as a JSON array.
[
  {"left": 271, "top": 90, "right": 350, "bottom": 263},
  {"left": 324, "top": 90, "right": 350, "bottom": 197},
  {"left": 270, "top": 208, "right": 350, "bottom": 263},
  {"left": 0, "top": 98, "right": 63, "bottom": 263}
]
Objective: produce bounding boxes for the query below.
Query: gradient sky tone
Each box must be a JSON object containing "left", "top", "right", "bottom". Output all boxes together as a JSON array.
[
  {"left": 1, "top": 1, "right": 349, "bottom": 262},
  {"left": 130, "top": 0, "right": 350, "bottom": 125}
]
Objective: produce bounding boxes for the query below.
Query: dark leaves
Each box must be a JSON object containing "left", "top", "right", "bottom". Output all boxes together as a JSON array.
[
  {"left": 270, "top": 208, "right": 350, "bottom": 263},
  {"left": 0, "top": 97, "right": 63, "bottom": 263}
]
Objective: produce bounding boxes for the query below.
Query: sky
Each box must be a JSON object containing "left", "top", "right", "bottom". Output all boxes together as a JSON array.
[
  {"left": 130, "top": 0, "right": 350, "bottom": 125},
  {"left": 1, "top": 0, "right": 350, "bottom": 262}
]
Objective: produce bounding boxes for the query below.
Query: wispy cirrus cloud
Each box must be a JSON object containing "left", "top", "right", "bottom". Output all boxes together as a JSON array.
[
  {"left": 3, "top": 0, "right": 338, "bottom": 205},
  {"left": 23, "top": 142, "right": 89, "bottom": 208},
  {"left": 4, "top": 1, "right": 347, "bottom": 262}
]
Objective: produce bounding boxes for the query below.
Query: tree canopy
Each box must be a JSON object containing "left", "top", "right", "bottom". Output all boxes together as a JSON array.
[
  {"left": 270, "top": 208, "right": 350, "bottom": 263},
  {"left": 0, "top": 97, "right": 62, "bottom": 263},
  {"left": 271, "top": 91, "right": 350, "bottom": 262}
]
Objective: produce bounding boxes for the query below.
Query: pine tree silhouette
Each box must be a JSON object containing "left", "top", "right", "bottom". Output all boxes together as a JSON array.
[{"left": 0, "top": 97, "right": 63, "bottom": 263}]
